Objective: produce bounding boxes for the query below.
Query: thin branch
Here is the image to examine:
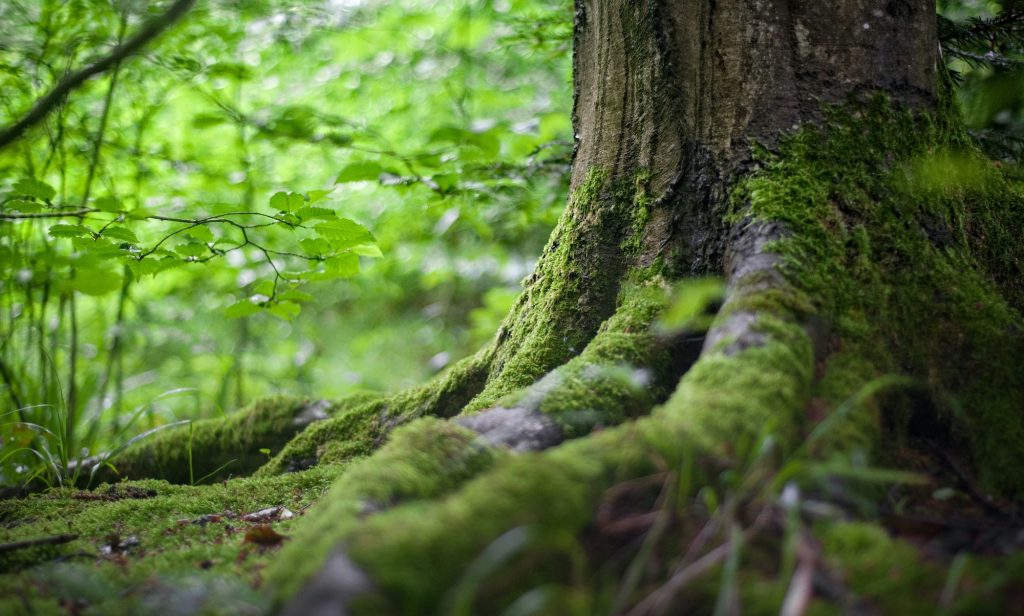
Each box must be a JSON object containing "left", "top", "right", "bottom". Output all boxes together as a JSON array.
[
  {"left": 0, "top": 0, "right": 197, "bottom": 150},
  {"left": 0, "top": 533, "right": 78, "bottom": 554}
]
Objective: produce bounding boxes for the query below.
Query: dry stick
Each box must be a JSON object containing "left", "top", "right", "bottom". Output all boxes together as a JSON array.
[
  {"left": 0, "top": 0, "right": 197, "bottom": 150},
  {"left": 0, "top": 533, "right": 78, "bottom": 554}
]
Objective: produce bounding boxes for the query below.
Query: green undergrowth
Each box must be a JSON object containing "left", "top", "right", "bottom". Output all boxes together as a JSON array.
[
  {"left": 736, "top": 94, "right": 1024, "bottom": 495},
  {"left": 0, "top": 465, "right": 342, "bottom": 615}
]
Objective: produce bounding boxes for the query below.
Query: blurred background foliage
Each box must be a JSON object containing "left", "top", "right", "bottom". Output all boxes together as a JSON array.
[{"left": 0, "top": 0, "right": 1019, "bottom": 486}]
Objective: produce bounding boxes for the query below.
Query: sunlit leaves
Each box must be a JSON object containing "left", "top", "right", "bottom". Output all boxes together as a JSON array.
[
  {"left": 269, "top": 191, "right": 304, "bottom": 212},
  {"left": 314, "top": 218, "right": 375, "bottom": 249}
]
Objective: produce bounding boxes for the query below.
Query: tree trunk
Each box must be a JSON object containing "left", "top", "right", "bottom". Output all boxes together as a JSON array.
[{"left": 35, "top": 2, "right": 1024, "bottom": 614}]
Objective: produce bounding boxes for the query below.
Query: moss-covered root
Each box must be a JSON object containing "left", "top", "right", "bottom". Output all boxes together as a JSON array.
[
  {"left": 264, "top": 417, "right": 503, "bottom": 606},
  {"left": 255, "top": 347, "right": 493, "bottom": 476},
  {"left": 457, "top": 278, "right": 700, "bottom": 449},
  {"left": 79, "top": 393, "right": 380, "bottom": 486},
  {"left": 272, "top": 280, "right": 816, "bottom": 614}
]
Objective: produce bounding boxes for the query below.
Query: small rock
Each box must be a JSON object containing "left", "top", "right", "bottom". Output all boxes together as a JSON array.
[{"left": 242, "top": 506, "right": 295, "bottom": 523}]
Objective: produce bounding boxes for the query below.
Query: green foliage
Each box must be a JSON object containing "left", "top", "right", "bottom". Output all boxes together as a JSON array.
[{"left": 0, "top": 0, "right": 572, "bottom": 486}]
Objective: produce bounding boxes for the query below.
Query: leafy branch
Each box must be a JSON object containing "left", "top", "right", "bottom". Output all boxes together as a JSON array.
[{"left": 0, "top": 0, "right": 197, "bottom": 150}]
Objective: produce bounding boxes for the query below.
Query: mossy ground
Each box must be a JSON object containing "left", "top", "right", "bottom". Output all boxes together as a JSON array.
[{"left": 2, "top": 96, "right": 1023, "bottom": 614}]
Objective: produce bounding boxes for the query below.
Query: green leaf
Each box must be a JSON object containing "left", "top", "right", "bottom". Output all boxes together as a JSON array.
[
  {"left": 315, "top": 219, "right": 375, "bottom": 249},
  {"left": 658, "top": 278, "right": 725, "bottom": 332},
  {"left": 14, "top": 178, "right": 56, "bottom": 201},
  {"left": 270, "top": 191, "right": 304, "bottom": 213},
  {"left": 185, "top": 225, "right": 214, "bottom": 242},
  {"left": 307, "top": 189, "right": 333, "bottom": 204},
  {"left": 101, "top": 226, "right": 138, "bottom": 243},
  {"left": 296, "top": 206, "right": 336, "bottom": 221},
  {"left": 335, "top": 162, "right": 382, "bottom": 183},
  {"left": 94, "top": 196, "right": 124, "bottom": 212},
  {"left": 252, "top": 279, "right": 275, "bottom": 296},
  {"left": 49, "top": 224, "right": 93, "bottom": 239},
  {"left": 225, "top": 300, "right": 261, "bottom": 318},
  {"left": 277, "top": 290, "right": 314, "bottom": 303},
  {"left": 326, "top": 253, "right": 359, "bottom": 277},
  {"left": 300, "top": 238, "right": 331, "bottom": 255},
  {"left": 352, "top": 243, "right": 383, "bottom": 258},
  {"left": 267, "top": 301, "right": 301, "bottom": 321},
  {"left": 269, "top": 191, "right": 289, "bottom": 211}
]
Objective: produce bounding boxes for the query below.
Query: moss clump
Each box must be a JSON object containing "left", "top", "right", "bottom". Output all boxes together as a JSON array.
[
  {"left": 485, "top": 278, "right": 678, "bottom": 436},
  {"left": 466, "top": 166, "right": 633, "bottom": 411},
  {"left": 84, "top": 395, "right": 369, "bottom": 486},
  {"left": 266, "top": 417, "right": 501, "bottom": 602},
  {"left": 255, "top": 348, "right": 492, "bottom": 476},
  {"left": 736, "top": 95, "right": 1024, "bottom": 494}
]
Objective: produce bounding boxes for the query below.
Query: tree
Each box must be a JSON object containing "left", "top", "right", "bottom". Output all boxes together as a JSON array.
[{"left": 7, "top": 1, "right": 1024, "bottom": 614}]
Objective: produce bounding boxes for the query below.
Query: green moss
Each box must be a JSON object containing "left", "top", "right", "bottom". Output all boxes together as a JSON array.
[
  {"left": 255, "top": 348, "right": 493, "bottom": 476},
  {"left": 266, "top": 417, "right": 501, "bottom": 602},
  {"left": 486, "top": 278, "right": 676, "bottom": 436},
  {"left": 466, "top": 166, "right": 637, "bottom": 411},
  {"left": 735, "top": 96, "right": 1024, "bottom": 495},
  {"left": 86, "top": 395, "right": 369, "bottom": 486},
  {"left": 0, "top": 465, "right": 343, "bottom": 614}
]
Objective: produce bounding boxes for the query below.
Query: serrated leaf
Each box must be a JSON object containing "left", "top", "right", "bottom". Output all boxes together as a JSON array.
[
  {"left": 49, "top": 224, "right": 93, "bottom": 239},
  {"left": 315, "top": 219, "right": 375, "bottom": 249},
  {"left": 101, "top": 226, "right": 138, "bottom": 243},
  {"left": 14, "top": 178, "right": 55, "bottom": 201},
  {"left": 267, "top": 301, "right": 301, "bottom": 321},
  {"left": 94, "top": 196, "right": 124, "bottom": 212},
  {"left": 335, "top": 162, "right": 382, "bottom": 183},
  {"left": 326, "top": 253, "right": 359, "bottom": 277},
  {"left": 296, "top": 206, "right": 336, "bottom": 221},
  {"left": 277, "top": 290, "right": 314, "bottom": 303},
  {"left": 351, "top": 243, "right": 383, "bottom": 258},
  {"left": 287, "top": 192, "right": 304, "bottom": 212},
  {"left": 299, "top": 238, "right": 331, "bottom": 255},
  {"left": 225, "top": 300, "right": 261, "bottom": 318}
]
